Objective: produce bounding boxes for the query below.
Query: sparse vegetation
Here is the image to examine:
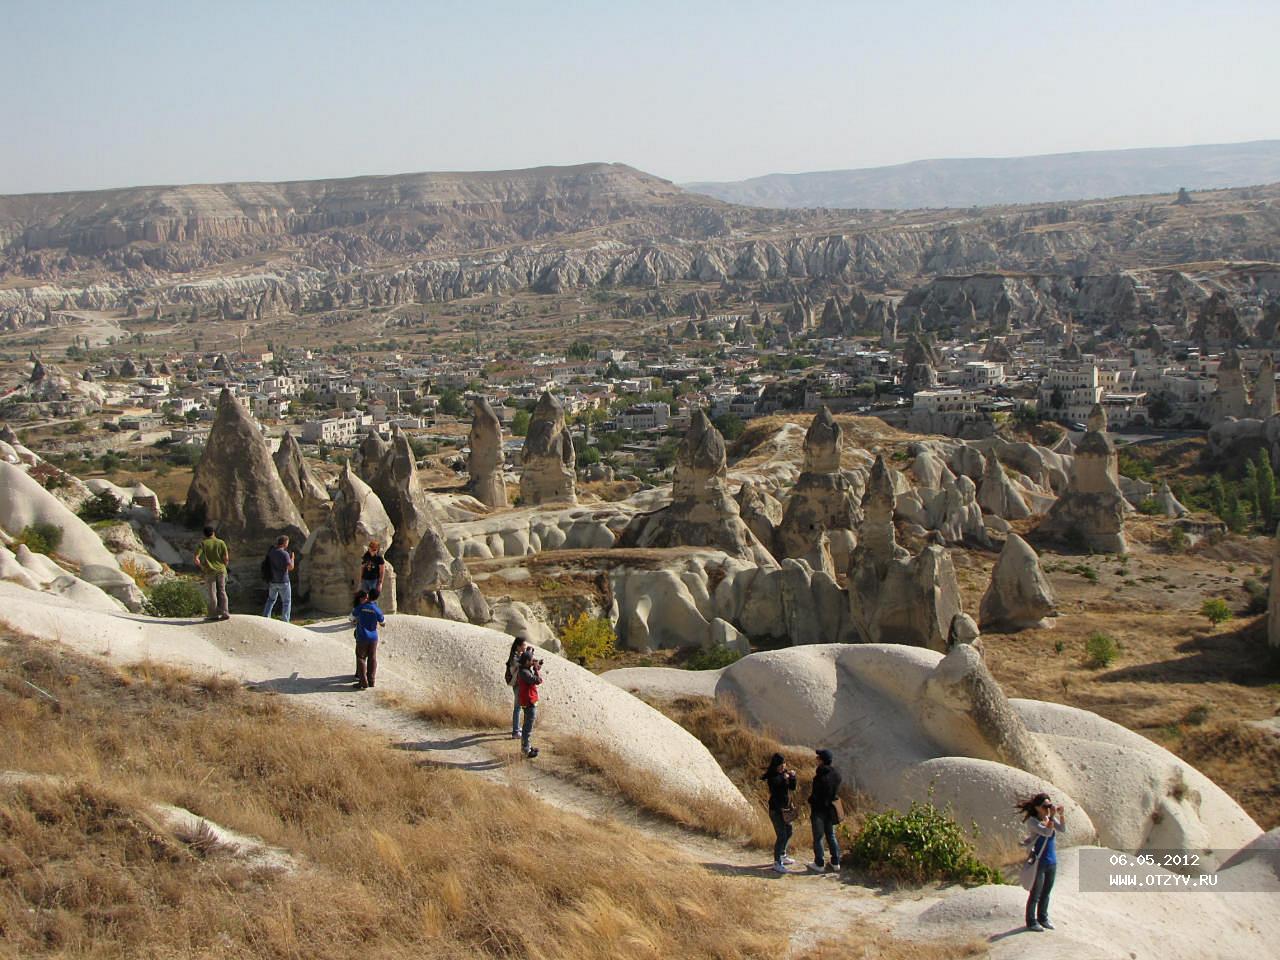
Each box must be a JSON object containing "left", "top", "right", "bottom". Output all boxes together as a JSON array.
[
  {"left": 15, "top": 521, "right": 63, "bottom": 556},
  {"left": 684, "top": 644, "right": 743, "bottom": 670},
  {"left": 143, "top": 578, "right": 208, "bottom": 618},
  {"left": 77, "top": 489, "right": 123, "bottom": 522},
  {"left": 1200, "top": 598, "right": 1233, "bottom": 625},
  {"left": 559, "top": 613, "right": 616, "bottom": 666},
  {"left": 0, "top": 636, "right": 780, "bottom": 960},
  {"left": 1084, "top": 632, "right": 1120, "bottom": 668},
  {"left": 845, "top": 800, "right": 1002, "bottom": 887}
]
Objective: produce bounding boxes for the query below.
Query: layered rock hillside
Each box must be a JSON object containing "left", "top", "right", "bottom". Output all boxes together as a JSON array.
[{"left": 3, "top": 163, "right": 1279, "bottom": 316}]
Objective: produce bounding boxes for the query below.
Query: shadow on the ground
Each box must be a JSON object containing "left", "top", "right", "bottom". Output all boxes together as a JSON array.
[
  {"left": 1097, "top": 618, "right": 1279, "bottom": 686},
  {"left": 988, "top": 925, "right": 1036, "bottom": 942},
  {"left": 392, "top": 734, "right": 510, "bottom": 772},
  {"left": 251, "top": 673, "right": 360, "bottom": 694}
]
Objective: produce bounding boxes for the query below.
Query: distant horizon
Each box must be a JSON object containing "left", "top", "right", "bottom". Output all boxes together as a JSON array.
[
  {"left": 4, "top": 1, "right": 1278, "bottom": 194},
  {"left": 2, "top": 138, "right": 1279, "bottom": 199}
]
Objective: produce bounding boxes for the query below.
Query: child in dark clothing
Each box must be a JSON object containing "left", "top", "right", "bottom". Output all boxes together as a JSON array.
[{"left": 350, "top": 589, "right": 385, "bottom": 689}]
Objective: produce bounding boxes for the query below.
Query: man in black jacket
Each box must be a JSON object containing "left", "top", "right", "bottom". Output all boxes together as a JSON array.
[{"left": 807, "top": 748, "right": 843, "bottom": 872}]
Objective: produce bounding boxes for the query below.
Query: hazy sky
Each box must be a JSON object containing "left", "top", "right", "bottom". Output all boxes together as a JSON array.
[{"left": 4, "top": 0, "right": 1278, "bottom": 194}]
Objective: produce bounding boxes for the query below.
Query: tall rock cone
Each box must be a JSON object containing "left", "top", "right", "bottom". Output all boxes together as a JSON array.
[
  {"left": 301, "top": 465, "right": 396, "bottom": 614},
  {"left": 979, "top": 533, "right": 1057, "bottom": 631},
  {"left": 274, "top": 430, "right": 331, "bottom": 530},
  {"left": 519, "top": 391, "right": 576, "bottom": 505},
  {"left": 467, "top": 397, "right": 508, "bottom": 508},
  {"left": 1037, "top": 403, "right": 1128, "bottom": 553},
  {"left": 357, "top": 425, "right": 436, "bottom": 592},
  {"left": 777, "top": 407, "right": 859, "bottom": 571},
  {"left": 621, "top": 409, "right": 775, "bottom": 565},
  {"left": 186, "top": 389, "right": 307, "bottom": 549}
]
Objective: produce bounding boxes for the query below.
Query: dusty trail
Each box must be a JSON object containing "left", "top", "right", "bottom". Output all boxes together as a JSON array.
[{"left": 253, "top": 666, "right": 917, "bottom": 956}]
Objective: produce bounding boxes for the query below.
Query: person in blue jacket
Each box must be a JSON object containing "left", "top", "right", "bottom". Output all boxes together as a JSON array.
[
  {"left": 1017, "top": 792, "right": 1065, "bottom": 932},
  {"left": 350, "top": 589, "right": 385, "bottom": 689}
]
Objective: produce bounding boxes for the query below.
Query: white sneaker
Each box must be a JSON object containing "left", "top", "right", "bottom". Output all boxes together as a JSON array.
[
  {"left": 781, "top": 855, "right": 796, "bottom": 865},
  {"left": 772, "top": 862, "right": 788, "bottom": 873}
]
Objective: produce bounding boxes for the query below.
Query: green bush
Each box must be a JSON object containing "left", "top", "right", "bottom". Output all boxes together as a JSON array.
[
  {"left": 846, "top": 800, "right": 1003, "bottom": 887},
  {"left": 1182, "top": 704, "right": 1211, "bottom": 726},
  {"left": 144, "top": 578, "right": 208, "bottom": 618},
  {"left": 15, "top": 522, "right": 63, "bottom": 556},
  {"left": 560, "top": 614, "right": 616, "bottom": 666},
  {"left": 1200, "top": 598, "right": 1233, "bottom": 625},
  {"left": 1137, "top": 497, "right": 1161, "bottom": 516},
  {"left": 78, "top": 489, "right": 122, "bottom": 522},
  {"left": 685, "top": 645, "right": 743, "bottom": 671},
  {"left": 1084, "top": 632, "right": 1120, "bottom": 668},
  {"left": 1167, "top": 525, "right": 1189, "bottom": 552},
  {"left": 1244, "top": 578, "right": 1269, "bottom": 615}
]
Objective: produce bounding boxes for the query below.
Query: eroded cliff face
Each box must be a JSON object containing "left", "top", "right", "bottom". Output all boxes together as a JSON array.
[{"left": 3, "top": 167, "right": 1278, "bottom": 320}]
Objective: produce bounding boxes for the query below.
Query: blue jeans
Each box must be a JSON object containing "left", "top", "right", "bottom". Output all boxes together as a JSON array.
[
  {"left": 811, "top": 809, "right": 841, "bottom": 866},
  {"left": 769, "top": 808, "right": 793, "bottom": 864},
  {"left": 520, "top": 704, "right": 537, "bottom": 753},
  {"left": 360, "top": 578, "right": 380, "bottom": 597},
  {"left": 263, "top": 580, "right": 291, "bottom": 622},
  {"left": 1026, "top": 862, "right": 1056, "bottom": 925},
  {"left": 512, "top": 690, "right": 521, "bottom": 735}
]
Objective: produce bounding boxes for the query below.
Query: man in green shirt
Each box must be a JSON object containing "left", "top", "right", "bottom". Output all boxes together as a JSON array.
[{"left": 194, "top": 524, "right": 231, "bottom": 620}]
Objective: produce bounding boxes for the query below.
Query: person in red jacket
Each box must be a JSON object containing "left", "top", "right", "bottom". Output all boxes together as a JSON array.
[{"left": 516, "top": 648, "right": 543, "bottom": 759}]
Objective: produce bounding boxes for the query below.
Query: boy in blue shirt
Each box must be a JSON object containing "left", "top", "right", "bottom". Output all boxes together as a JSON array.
[{"left": 350, "top": 589, "right": 385, "bottom": 689}]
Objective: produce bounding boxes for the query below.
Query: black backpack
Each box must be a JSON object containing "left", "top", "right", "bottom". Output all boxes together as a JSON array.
[{"left": 260, "top": 552, "right": 273, "bottom": 582}]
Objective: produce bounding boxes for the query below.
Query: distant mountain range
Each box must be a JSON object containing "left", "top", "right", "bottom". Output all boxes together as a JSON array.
[{"left": 682, "top": 140, "right": 1280, "bottom": 210}]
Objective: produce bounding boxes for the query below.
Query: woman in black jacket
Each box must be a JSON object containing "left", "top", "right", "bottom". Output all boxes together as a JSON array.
[
  {"left": 807, "top": 748, "right": 843, "bottom": 872},
  {"left": 761, "top": 752, "right": 798, "bottom": 873}
]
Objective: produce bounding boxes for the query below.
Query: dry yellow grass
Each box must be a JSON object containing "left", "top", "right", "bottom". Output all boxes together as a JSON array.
[
  {"left": 649, "top": 695, "right": 878, "bottom": 836},
  {"left": 394, "top": 690, "right": 773, "bottom": 846},
  {"left": 0, "top": 635, "right": 780, "bottom": 959}
]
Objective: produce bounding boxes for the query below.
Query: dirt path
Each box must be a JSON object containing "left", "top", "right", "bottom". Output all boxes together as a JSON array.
[{"left": 250, "top": 669, "right": 929, "bottom": 956}]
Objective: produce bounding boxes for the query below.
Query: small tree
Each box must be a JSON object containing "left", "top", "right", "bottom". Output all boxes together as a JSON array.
[
  {"left": 1084, "top": 632, "right": 1120, "bottom": 668},
  {"left": 1200, "top": 598, "right": 1233, "bottom": 625},
  {"left": 511, "top": 409, "right": 531, "bottom": 437},
  {"left": 1255, "top": 452, "right": 1275, "bottom": 532},
  {"left": 78, "top": 489, "right": 123, "bottom": 522},
  {"left": 560, "top": 613, "right": 616, "bottom": 666},
  {"left": 16, "top": 522, "right": 63, "bottom": 556}
]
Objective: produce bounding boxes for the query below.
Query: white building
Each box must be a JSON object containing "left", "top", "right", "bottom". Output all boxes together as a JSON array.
[
  {"left": 302, "top": 416, "right": 361, "bottom": 446},
  {"left": 616, "top": 403, "right": 671, "bottom": 431},
  {"left": 1039, "top": 365, "right": 1104, "bottom": 423}
]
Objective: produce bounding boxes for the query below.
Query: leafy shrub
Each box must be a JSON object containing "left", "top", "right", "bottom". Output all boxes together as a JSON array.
[
  {"left": 1084, "top": 632, "right": 1120, "bottom": 668},
  {"left": 1200, "top": 598, "right": 1233, "bottom": 625},
  {"left": 1137, "top": 497, "right": 1161, "bottom": 516},
  {"left": 144, "top": 578, "right": 208, "bottom": 618},
  {"left": 560, "top": 613, "right": 616, "bottom": 666},
  {"left": 846, "top": 800, "right": 1002, "bottom": 887},
  {"left": 1244, "top": 578, "right": 1269, "bottom": 615},
  {"left": 1167, "top": 525, "right": 1190, "bottom": 552},
  {"left": 1182, "top": 704, "right": 1211, "bottom": 726},
  {"left": 1053, "top": 640, "right": 1065, "bottom": 654},
  {"left": 78, "top": 489, "right": 122, "bottom": 522},
  {"left": 685, "top": 645, "right": 743, "bottom": 671},
  {"left": 15, "top": 522, "right": 63, "bottom": 556}
]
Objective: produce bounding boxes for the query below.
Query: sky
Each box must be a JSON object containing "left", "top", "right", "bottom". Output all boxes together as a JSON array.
[{"left": 3, "top": 0, "right": 1278, "bottom": 194}]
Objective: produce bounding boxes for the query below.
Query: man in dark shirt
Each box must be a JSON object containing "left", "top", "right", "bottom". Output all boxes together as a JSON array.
[
  {"left": 262, "top": 535, "right": 295, "bottom": 623},
  {"left": 359, "top": 539, "right": 385, "bottom": 597},
  {"left": 807, "top": 748, "right": 843, "bottom": 872}
]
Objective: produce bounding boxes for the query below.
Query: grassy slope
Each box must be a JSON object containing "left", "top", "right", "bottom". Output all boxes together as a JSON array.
[{"left": 0, "top": 634, "right": 780, "bottom": 960}]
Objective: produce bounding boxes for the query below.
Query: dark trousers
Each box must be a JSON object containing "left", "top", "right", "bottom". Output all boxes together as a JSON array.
[
  {"left": 520, "top": 703, "right": 537, "bottom": 752},
  {"left": 769, "top": 808, "right": 793, "bottom": 864},
  {"left": 1026, "top": 861, "right": 1056, "bottom": 925},
  {"left": 811, "top": 808, "right": 841, "bottom": 866},
  {"left": 355, "top": 640, "right": 377, "bottom": 688},
  {"left": 512, "top": 690, "right": 521, "bottom": 735}
]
